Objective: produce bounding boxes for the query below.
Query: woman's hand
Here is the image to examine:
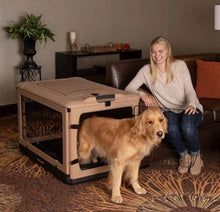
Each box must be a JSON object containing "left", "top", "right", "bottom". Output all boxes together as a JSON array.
[
  {"left": 141, "top": 93, "right": 159, "bottom": 107},
  {"left": 185, "top": 105, "right": 198, "bottom": 115}
]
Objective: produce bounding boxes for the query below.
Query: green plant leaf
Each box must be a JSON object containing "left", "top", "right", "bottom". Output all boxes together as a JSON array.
[{"left": 3, "top": 13, "right": 55, "bottom": 43}]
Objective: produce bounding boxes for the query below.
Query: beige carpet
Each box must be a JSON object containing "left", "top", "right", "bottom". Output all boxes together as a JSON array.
[{"left": 0, "top": 114, "right": 219, "bottom": 212}]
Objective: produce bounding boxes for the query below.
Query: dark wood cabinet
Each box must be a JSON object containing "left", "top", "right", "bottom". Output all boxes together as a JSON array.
[{"left": 55, "top": 49, "right": 142, "bottom": 83}]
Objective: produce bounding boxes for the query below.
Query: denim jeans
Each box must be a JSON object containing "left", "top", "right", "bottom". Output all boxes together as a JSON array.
[{"left": 163, "top": 109, "right": 203, "bottom": 157}]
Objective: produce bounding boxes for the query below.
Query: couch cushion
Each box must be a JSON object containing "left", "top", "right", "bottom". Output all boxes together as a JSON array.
[
  {"left": 178, "top": 53, "right": 217, "bottom": 88},
  {"left": 196, "top": 60, "right": 220, "bottom": 98}
]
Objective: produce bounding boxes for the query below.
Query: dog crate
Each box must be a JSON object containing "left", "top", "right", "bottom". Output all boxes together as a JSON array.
[{"left": 17, "top": 77, "right": 139, "bottom": 184}]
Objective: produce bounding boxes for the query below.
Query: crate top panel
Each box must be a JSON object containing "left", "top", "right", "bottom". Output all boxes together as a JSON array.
[{"left": 17, "top": 77, "right": 139, "bottom": 108}]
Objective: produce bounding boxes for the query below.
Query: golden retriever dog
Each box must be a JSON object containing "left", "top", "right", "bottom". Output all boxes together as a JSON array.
[{"left": 78, "top": 108, "right": 167, "bottom": 204}]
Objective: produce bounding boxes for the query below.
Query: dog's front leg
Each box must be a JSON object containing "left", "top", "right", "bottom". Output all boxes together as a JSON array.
[
  {"left": 110, "top": 161, "right": 124, "bottom": 204},
  {"left": 128, "top": 160, "right": 146, "bottom": 195}
]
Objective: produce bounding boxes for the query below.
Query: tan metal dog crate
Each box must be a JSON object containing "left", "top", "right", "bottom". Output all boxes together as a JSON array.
[{"left": 17, "top": 77, "right": 139, "bottom": 184}]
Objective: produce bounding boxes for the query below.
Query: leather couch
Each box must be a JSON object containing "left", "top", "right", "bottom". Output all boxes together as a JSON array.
[{"left": 106, "top": 53, "right": 220, "bottom": 164}]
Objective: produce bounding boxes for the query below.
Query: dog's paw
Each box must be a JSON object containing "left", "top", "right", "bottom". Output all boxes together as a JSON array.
[
  {"left": 134, "top": 187, "right": 146, "bottom": 195},
  {"left": 111, "top": 195, "right": 123, "bottom": 204}
]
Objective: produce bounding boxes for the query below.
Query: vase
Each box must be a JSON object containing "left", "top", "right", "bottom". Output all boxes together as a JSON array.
[
  {"left": 22, "top": 38, "right": 38, "bottom": 69},
  {"left": 19, "top": 38, "right": 41, "bottom": 81}
]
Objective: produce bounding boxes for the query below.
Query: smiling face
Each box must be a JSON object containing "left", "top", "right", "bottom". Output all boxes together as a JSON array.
[{"left": 150, "top": 43, "right": 168, "bottom": 66}]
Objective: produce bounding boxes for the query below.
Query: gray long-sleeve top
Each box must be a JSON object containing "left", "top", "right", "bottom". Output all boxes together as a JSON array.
[{"left": 125, "top": 60, "right": 203, "bottom": 113}]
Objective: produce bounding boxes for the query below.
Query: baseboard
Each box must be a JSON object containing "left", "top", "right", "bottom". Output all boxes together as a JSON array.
[{"left": 0, "top": 104, "right": 17, "bottom": 117}]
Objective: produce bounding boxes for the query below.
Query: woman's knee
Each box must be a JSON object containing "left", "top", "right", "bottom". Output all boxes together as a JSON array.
[{"left": 182, "top": 111, "right": 202, "bottom": 128}]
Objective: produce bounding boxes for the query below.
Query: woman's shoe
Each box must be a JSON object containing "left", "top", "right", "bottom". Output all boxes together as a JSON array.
[
  {"left": 178, "top": 154, "right": 191, "bottom": 174},
  {"left": 190, "top": 156, "right": 204, "bottom": 175}
]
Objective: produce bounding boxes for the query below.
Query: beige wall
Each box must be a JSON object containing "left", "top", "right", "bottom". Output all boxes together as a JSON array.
[
  {"left": 168, "top": 0, "right": 220, "bottom": 54},
  {"left": 0, "top": 0, "right": 220, "bottom": 105}
]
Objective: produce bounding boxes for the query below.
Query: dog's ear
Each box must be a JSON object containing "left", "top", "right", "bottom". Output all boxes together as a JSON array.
[
  {"left": 129, "top": 117, "right": 143, "bottom": 138},
  {"left": 163, "top": 116, "right": 168, "bottom": 134}
]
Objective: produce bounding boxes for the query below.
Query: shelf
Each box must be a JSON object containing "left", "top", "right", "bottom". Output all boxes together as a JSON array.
[{"left": 55, "top": 49, "right": 142, "bottom": 83}]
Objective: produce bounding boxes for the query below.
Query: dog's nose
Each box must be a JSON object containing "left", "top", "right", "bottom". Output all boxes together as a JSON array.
[{"left": 156, "top": 131, "right": 163, "bottom": 137}]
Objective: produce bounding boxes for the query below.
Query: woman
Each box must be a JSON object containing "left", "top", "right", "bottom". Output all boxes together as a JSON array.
[{"left": 125, "top": 36, "right": 203, "bottom": 175}]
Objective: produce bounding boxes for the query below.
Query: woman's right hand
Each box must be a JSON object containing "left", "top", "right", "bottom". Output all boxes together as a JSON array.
[{"left": 141, "top": 93, "right": 159, "bottom": 107}]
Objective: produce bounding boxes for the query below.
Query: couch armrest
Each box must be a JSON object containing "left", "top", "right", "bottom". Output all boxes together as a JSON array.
[
  {"left": 200, "top": 98, "right": 220, "bottom": 110},
  {"left": 200, "top": 98, "right": 220, "bottom": 122},
  {"left": 106, "top": 58, "right": 149, "bottom": 89}
]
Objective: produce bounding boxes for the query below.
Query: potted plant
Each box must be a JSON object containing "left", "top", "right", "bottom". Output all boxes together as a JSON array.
[{"left": 3, "top": 13, "right": 55, "bottom": 69}]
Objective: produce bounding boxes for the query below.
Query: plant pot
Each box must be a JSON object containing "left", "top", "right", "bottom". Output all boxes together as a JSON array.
[{"left": 22, "top": 38, "right": 38, "bottom": 69}]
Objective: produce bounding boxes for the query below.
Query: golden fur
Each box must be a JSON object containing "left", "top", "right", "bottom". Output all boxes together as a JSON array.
[{"left": 78, "top": 108, "right": 168, "bottom": 203}]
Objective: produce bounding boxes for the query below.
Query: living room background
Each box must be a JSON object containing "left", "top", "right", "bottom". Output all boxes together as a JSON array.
[{"left": 0, "top": 0, "right": 220, "bottom": 106}]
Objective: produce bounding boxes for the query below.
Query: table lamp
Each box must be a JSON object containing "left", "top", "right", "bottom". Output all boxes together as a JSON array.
[{"left": 70, "top": 32, "right": 78, "bottom": 51}]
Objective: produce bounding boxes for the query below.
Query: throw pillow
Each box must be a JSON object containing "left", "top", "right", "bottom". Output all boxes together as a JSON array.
[{"left": 196, "top": 60, "right": 220, "bottom": 99}]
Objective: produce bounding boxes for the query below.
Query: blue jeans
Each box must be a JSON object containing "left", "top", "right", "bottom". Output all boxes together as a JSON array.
[{"left": 163, "top": 109, "right": 203, "bottom": 157}]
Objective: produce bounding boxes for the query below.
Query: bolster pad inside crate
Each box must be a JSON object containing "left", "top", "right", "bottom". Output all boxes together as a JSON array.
[{"left": 17, "top": 77, "right": 139, "bottom": 184}]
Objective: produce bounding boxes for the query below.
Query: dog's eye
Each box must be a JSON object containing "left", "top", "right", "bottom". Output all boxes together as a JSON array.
[
  {"left": 147, "top": 120, "right": 153, "bottom": 124},
  {"left": 159, "top": 118, "right": 163, "bottom": 123}
]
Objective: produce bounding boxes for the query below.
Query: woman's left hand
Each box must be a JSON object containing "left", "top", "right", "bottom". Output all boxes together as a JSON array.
[{"left": 185, "top": 105, "right": 198, "bottom": 115}]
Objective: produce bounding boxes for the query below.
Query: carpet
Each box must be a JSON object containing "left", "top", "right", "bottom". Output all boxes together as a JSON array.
[{"left": 0, "top": 114, "right": 219, "bottom": 212}]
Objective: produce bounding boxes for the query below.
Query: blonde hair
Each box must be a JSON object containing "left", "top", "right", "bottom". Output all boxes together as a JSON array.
[{"left": 150, "top": 36, "right": 175, "bottom": 84}]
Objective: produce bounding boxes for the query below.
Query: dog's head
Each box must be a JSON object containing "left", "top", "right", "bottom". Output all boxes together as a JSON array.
[{"left": 130, "top": 108, "right": 168, "bottom": 140}]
